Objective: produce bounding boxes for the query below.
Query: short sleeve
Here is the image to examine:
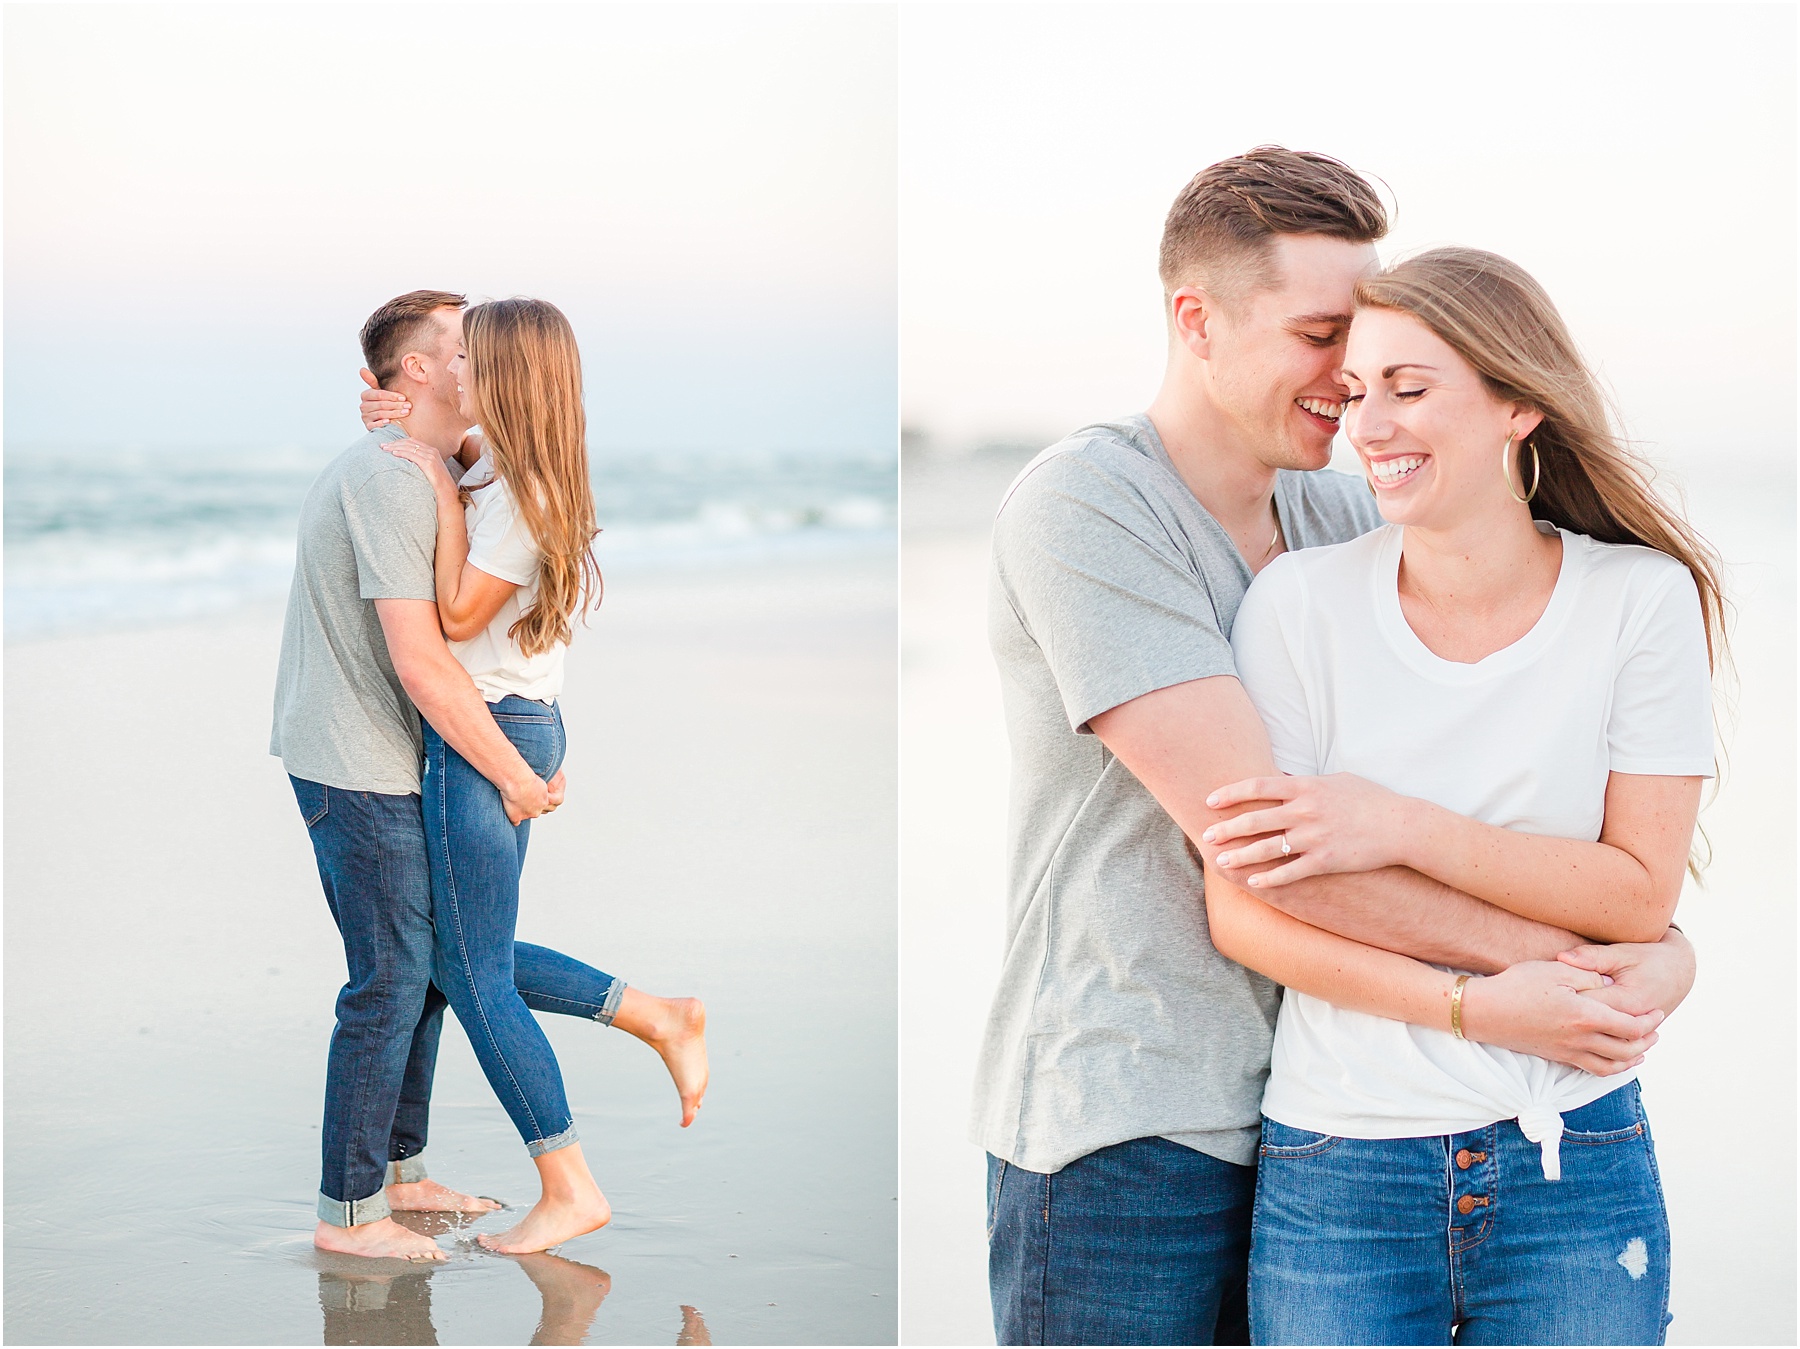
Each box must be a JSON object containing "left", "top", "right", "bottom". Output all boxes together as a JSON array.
[
  {"left": 466, "top": 481, "right": 541, "bottom": 587},
  {"left": 1229, "top": 558, "right": 1321, "bottom": 776},
  {"left": 1607, "top": 565, "right": 1715, "bottom": 777},
  {"left": 992, "top": 450, "right": 1236, "bottom": 733},
  {"left": 346, "top": 466, "right": 437, "bottom": 601}
]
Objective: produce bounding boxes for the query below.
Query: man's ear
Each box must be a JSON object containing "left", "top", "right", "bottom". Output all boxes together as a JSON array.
[
  {"left": 1169, "top": 286, "right": 1222, "bottom": 360},
  {"left": 395, "top": 350, "right": 433, "bottom": 386}
]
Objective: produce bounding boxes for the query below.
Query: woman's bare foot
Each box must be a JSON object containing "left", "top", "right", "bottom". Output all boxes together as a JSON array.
[
  {"left": 477, "top": 1142, "right": 611, "bottom": 1255},
  {"left": 678, "top": 1305, "right": 714, "bottom": 1346},
  {"left": 515, "top": 1251, "right": 612, "bottom": 1345},
  {"left": 387, "top": 1177, "right": 503, "bottom": 1214},
  {"left": 314, "top": 1217, "right": 447, "bottom": 1262},
  {"left": 478, "top": 1193, "right": 611, "bottom": 1255},
  {"left": 613, "top": 990, "right": 709, "bottom": 1127}
]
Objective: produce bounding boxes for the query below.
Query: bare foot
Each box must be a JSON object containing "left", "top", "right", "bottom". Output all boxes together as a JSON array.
[
  {"left": 314, "top": 1217, "right": 447, "bottom": 1262},
  {"left": 678, "top": 1305, "right": 714, "bottom": 1346},
  {"left": 649, "top": 997, "right": 709, "bottom": 1127},
  {"left": 515, "top": 1250, "right": 612, "bottom": 1345},
  {"left": 477, "top": 1191, "right": 611, "bottom": 1255},
  {"left": 387, "top": 1177, "right": 503, "bottom": 1214}
]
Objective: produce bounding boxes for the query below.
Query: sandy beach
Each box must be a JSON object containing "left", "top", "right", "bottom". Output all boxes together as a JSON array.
[
  {"left": 5, "top": 547, "right": 897, "bottom": 1345},
  {"left": 899, "top": 450, "right": 1796, "bottom": 1346}
]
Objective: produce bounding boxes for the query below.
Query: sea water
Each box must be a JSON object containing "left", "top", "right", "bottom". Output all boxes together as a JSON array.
[{"left": 4, "top": 443, "right": 897, "bottom": 638}]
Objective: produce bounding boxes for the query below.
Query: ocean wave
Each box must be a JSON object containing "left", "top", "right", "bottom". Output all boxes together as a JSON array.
[{"left": 5, "top": 445, "right": 895, "bottom": 638}]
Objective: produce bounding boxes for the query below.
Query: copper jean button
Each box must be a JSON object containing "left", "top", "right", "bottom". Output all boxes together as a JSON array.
[
  {"left": 1457, "top": 1194, "right": 1477, "bottom": 1215},
  {"left": 1455, "top": 1148, "right": 1473, "bottom": 1169}
]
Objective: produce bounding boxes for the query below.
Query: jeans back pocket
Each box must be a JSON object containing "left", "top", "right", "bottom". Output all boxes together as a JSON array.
[{"left": 290, "top": 776, "right": 329, "bottom": 828}]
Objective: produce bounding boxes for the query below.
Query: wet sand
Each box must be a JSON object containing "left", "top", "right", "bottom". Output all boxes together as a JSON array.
[
  {"left": 899, "top": 450, "right": 1796, "bottom": 1346},
  {"left": 5, "top": 548, "right": 897, "bottom": 1345}
]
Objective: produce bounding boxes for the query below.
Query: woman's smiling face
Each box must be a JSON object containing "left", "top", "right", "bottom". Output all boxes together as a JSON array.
[
  {"left": 1341, "top": 306, "right": 1541, "bottom": 529},
  {"left": 448, "top": 342, "right": 474, "bottom": 424}
]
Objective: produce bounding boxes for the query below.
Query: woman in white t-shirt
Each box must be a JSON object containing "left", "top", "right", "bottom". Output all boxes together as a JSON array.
[
  {"left": 1201, "top": 250, "right": 1724, "bottom": 1345},
  {"left": 372, "top": 298, "right": 708, "bottom": 1255}
]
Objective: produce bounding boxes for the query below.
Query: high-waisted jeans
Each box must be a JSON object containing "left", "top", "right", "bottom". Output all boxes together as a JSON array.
[
  {"left": 292, "top": 770, "right": 624, "bottom": 1226},
  {"left": 1248, "top": 1081, "right": 1671, "bottom": 1345},
  {"left": 422, "top": 696, "right": 596, "bottom": 1157}
]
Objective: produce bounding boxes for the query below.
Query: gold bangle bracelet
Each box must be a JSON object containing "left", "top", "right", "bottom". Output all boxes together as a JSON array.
[{"left": 1450, "top": 974, "right": 1471, "bottom": 1040}]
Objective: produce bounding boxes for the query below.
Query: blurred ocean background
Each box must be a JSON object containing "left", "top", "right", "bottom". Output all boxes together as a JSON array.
[{"left": 4, "top": 443, "right": 897, "bottom": 639}]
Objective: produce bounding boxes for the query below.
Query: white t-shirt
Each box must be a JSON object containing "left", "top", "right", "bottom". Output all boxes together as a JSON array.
[
  {"left": 448, "top": 453, "right": 566, "bottom": 703},
  {"left": 1230, "top": 523, "right": 1714, "bottom": 1179}
]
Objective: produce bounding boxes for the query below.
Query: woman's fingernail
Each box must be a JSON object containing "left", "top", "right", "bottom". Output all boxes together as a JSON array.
[
  {"left": 1216, "top": 852, "right": 1232, "bottom": 867},
  {"left": 1247, "top": 874, "right": 1262, "bottom": 887},
  {"left": 1201, "top": 828, "right": 1216, "bottom": 843},
  {"left": 1206, "top": 793, "right": 1221, "bottom": 807}
]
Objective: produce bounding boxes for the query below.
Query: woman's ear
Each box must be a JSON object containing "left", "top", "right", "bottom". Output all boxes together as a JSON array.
[{"left": 1511, "top": 404, "right": 1546, "bottom": 442}]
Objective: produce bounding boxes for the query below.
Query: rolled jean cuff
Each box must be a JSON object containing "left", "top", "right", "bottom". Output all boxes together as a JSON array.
[
  {"left": 526, "top": 1124, "right": 580, "bottom": 1159},
  {"left": 386, "top": 1155, "right": 429, "bottom": 1185},
  {"left": 596, "top": 978, "right": 627, "bottom": 1026},
  {"left": 318, "top": 1185, "right": 391, "bottom": 1228}
]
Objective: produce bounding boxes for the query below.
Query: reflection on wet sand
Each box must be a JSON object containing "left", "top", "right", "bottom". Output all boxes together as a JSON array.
[{"left": 316, "top": 1215, "right": 711, "bottom": 1347}]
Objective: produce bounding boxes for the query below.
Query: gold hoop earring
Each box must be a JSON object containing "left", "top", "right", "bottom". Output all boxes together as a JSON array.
[{"left": 1503, "top": 433, "right": 1541, "bottom": 505}]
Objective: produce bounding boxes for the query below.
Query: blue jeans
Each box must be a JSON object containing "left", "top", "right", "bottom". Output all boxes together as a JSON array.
[
  {"left": 422, "top": 697, "right": 589, "bottom": 1156},
  {"left": 292, "top": 770, "right": 624, "bottom": 1225},
  {"left": 988, "top": 1136, "right": 1256, "bottom": 1345},
  {"left": 1249, "top": 1082, "right": 1671, "bottom": 1346}
]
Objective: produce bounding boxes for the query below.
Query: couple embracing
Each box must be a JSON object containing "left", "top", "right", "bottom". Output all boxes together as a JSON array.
[
  {"left": 975, "top": 148, "right": 1720, "bottom": 1346},
  {"left": 271, "top": 291, "right": 707, "bottom": 1261}
]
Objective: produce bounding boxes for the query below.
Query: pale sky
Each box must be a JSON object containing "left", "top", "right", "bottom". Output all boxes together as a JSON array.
[
  {"left": 5, "top": 3, "right": 897, "bottom": 454},
  {"left": 900, "top": 3, "right": 1796, "bottom": 469}
]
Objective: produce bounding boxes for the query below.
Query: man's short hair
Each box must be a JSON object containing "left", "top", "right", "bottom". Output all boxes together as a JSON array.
[
  {"left": 360, "top": 290, "right": 467, "bottom": 387},
  {"left": 1158, "top": 146, "right": 1388, "bottom": 305}
]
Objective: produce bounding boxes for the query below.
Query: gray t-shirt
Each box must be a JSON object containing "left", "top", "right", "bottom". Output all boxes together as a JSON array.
[
  {"left": 270, "top": 425, "right": 439, "bottom": 794},
  {"left": 971, "top": 414, "right": 1381, "bottom": 1172}
]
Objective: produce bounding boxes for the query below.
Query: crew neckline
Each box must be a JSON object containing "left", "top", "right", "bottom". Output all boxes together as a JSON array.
[{"left": 1373, "top": 522, "right": 1585, "bottom": 683}]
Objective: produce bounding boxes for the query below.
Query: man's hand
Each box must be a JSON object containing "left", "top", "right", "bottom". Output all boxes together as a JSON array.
[
  {"left": 361, "top": 368, "right": 412, "bottom": 429},
  {"left": 1559, "top": 928, "right": 1696, "bottom": 1020},
  {"left": 500, "top": 773, "right": 551, "bottom": 826},
  {"left": 1460, "top": 960, "right": 1665, "bottom": 1076},
  {"left": 545, "top": 770, "right": 566, "bottom": 812}
]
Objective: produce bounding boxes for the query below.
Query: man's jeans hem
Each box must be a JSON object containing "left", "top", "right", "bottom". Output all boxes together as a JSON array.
[
  {"left": 526, "top": 1125, "right": 580, "bottom": 1158},
  {"left": 386, "top": 1155, "right": 429, "bottom": 1185},
  {"left": 318, "top": 1186, "right": 392, "bottom": 1227}
]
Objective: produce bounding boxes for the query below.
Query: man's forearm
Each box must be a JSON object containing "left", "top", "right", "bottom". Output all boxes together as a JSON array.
[
  {"left": 402, "top": 653, "right": 536, "bottom": 797},
  {"left": 1251, "top": 864, "right": 1582, "bottom": 974}
]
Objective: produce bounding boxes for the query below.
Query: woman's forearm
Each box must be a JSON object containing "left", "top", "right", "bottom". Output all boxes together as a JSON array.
[
  {"left": 1399, "top": 772, "right": 1703, "bottom": 944},
  {"left": 1402, "top": 802, "right": 1668, "bottom": 943},
  {"left": 432, "top": 492, "right": 472, "bottom": 627}
]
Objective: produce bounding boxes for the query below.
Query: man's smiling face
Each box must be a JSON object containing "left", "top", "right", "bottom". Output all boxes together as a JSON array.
[{"left": 1204, "top": 232, "right": 1379, "bottom": 472}]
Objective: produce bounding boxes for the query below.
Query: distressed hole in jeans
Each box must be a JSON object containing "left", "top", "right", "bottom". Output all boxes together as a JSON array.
[{"left": 1617, "top": 1237, "right": 1649, "bottom": 1279}]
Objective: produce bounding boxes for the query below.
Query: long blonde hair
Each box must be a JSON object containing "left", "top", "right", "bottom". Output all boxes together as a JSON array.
[
  {"left": 463, "top": 297, "right": 601, "bottom": 657},
  {"left": 1355, "top": 248, "right": 1727, "bottom": 673}
]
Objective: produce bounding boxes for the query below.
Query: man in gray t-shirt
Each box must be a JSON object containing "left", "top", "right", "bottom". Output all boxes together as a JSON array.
[{"left": 973, "top": 150, "right": 1698, "bottom": 1346}]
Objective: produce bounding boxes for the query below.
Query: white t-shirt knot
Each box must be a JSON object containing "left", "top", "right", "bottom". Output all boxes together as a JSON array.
[{"left": 1516, "top": 1104, "right": 1566, "bottom": 1180}]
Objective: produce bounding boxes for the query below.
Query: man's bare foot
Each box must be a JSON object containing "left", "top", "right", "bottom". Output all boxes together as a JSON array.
[
  {"left": 515, "top": 1251, "right": 612, "bottom": 1345},
  {"left": 477, "top": 1191, "right": 611, "bottom": 1255},
  {"left": 387, "top": 1177, "right": 503, "bottom": 1214},
  {"left": 314, "top": 1217, "right": 447, "bottom": 1262}
]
